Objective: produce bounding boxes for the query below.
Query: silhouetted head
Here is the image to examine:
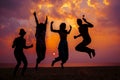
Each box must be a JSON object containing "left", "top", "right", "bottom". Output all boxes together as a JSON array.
[
  {"left": 19, "top": 29, "right": 26, "bottom": 36},
  {"left": 77, "top": 19, "right": 82, "bottom": 26},
  {"left": 60, "top": 23, "right": 66, "bottom": 30}
]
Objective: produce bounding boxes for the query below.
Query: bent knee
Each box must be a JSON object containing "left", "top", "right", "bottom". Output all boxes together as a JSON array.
[
  {"left": 75, "top": 46, "right": 83, "bottom": 51},
  {"left": 75, "top": 46, "right": 80, "bottom": 51}
]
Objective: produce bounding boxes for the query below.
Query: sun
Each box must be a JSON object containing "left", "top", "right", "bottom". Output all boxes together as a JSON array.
[{"left": 53, "top": 52, "right": 56, "bottom": 56}]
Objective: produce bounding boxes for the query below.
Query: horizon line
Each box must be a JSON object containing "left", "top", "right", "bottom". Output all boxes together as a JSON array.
[{"left": 0, "top": 63, "right": 120, "bottom": 68}]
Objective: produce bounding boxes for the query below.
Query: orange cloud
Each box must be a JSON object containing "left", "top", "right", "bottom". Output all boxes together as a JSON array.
[
  {"left": 87, "top": 0, "right": 96, "bottom": 8},
  {"left": 103, "top": 0, "right": 110, "bottom": 6},
  {"left": 87, "top": 0, "right": 110, "bottom": 9}
]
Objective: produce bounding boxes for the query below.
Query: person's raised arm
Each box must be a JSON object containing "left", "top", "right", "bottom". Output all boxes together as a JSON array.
[
  {"left": 33, "top": 12, "right": 39, "bottom": 25},
  {"left": 50, "top": 21, "right": 59, "bottom": 33},
  {"left": 44, "top": 16, "right": 48, "bottom": 25},
  {"left": 82, "top": 15, "right": 94, "bottom": 27},
  {"left": 67, "top": 25, "right": 72, "bottom": 34}
]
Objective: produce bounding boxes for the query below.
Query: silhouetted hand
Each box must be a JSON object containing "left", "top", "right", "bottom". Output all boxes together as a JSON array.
[
  {"left": 51, "top": 21, "right": 54, "bottom": 24},
  {"left": 82, "top": 18, "right": 87, "bottom": 22},
  {"left": 33, "top": 12, "right": 36, "bottom": 16},
  {"left": 82, "top": 15, "right": 85, "bottom": 18},
  {"left": 82, "top": 15, "right": 87, "bottom": 22},
  {"left": 74, "top": 36, "right": 77, "bottom": 39}
]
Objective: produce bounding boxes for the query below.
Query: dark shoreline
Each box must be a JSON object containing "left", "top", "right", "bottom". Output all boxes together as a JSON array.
[
  {"left": 0, "top": 63, "right": 120, "bottom": 68},
  {"left": 0, "top": 67, "right": 120, "bottom": 80}
]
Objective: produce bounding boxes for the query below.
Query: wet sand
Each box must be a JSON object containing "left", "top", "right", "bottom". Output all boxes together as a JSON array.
[{"left": 0, "top": 67, "right": 120, "bottom": 80}]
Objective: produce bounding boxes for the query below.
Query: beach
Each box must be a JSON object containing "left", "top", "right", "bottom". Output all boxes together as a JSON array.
[{"left": 0, "top": 66, "right": 120, "bottom": 80}]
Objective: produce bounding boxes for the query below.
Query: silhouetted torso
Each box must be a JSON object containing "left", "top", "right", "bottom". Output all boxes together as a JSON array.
[
  {"left": 58, "top": 30, "right": 68, "bottom": 58},
  {"left": 59, "top": 30, "right": 67, "bottom": 41},
  {"left": 13, "top": 36, "right": 26, "bottom": 54},
  {"left": 36, "top": 24, "right": 46, "bottom": 39},
  {"left": 79, "top": 24, "right": 91, "bottom": 43},
  {"left": 35, "top": 23, "right": 46, "bottom": 46}
]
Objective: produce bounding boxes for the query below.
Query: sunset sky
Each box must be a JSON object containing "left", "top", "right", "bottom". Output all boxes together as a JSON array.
[{"left": 0, "top": 0, "right": 120, "bottom": 67}]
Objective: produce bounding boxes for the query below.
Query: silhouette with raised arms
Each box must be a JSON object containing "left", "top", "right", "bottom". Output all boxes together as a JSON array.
[
  {"left": 74, "top": 15, "right": 95, "bottom": 58},
  {"left": 12, "top": 29, "right": 33, "bottom": 76},
  {"left": 33, "top": 11, "right": 48, "bottom": 71},
  {"left": 51, "top": 21, "right": 72, "bottom": 69}
]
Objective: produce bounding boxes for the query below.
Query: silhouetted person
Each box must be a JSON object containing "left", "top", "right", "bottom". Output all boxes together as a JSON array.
[
  {"left": 33, "top": 12, "right": 48, "bottom": 70},
  {"left": 51, "top": 21, "right": 72, "bottom": 68},
  {"left": 74, "top": 15, "right": 95, "bottom": 58},
  {"left": 12, "top": 29, "right": 33, "bottom": 76}
]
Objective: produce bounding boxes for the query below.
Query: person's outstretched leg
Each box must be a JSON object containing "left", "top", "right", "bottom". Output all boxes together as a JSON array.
[
  {"left": 61, "top": 63, "right": 64, "bottom": 69},
  {"left": 13, "top": 54, "right": 21, "bottom": 76},
  {"left": 61, "top": 55, "right": 68, "bottom": 69},
  {"left": 82, "top": 47, "right": 93, "bottom": 58},
  {"left": 51, "top": 60, "right": 55, "bottom": 67},
  {"left": 35, "top": 44, "right": 41, "bottom": 71},
  {"left": 35, "top": 57, "right": 41, "bottom": 71},
  {"left": 61, "top": 60, "right": 66, "bottom": 69},
  {"left": 82, "top": 47, "right": 96, "bottom": 58},
  {"left": 51, "top": 57, "right": 61, "bottom": 67},
  {"left": 35, "top": 45, "right": 46, "bottom": 71},
  {"left": 13, "top": 61, "right": 21, "bottom": 76},
  {"left": 75, "top": 45, "right": 93, "bottom": 58},
  {"left": 21, "top": 55, "right": 28, "bottom": 76},
  {"left": 35, "top": 53, "right": 45, "bottom": 71},
  {"left": 91, "top": 49, "right": 95, "bottom": 57}
]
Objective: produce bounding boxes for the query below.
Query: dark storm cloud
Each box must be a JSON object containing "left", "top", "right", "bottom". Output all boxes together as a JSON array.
[
  {"left": 0, "top": 0, "right": 34, "bottom": 38},
  {"left": 0, "top": 0, "right": 22, "bottom": 10},
  {"left": 0, "top": 17, "right": 20, "bottom": 37},
  {"left": 0, "top": 0, "right": 32, "bottom": 19}
]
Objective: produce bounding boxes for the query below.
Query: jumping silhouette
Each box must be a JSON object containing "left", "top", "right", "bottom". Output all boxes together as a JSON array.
[
  {"left": 51, "top": 21, "right": 72, "bottom": 68},
  {"left": 74, "top": 15, "right": 95, "bottom": 58},
  {"left": 12, "top": 29, "right": 33, "bottom": 76},
  {"left": 33, "top": 11, "right": 48, "bottom": 70}
]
